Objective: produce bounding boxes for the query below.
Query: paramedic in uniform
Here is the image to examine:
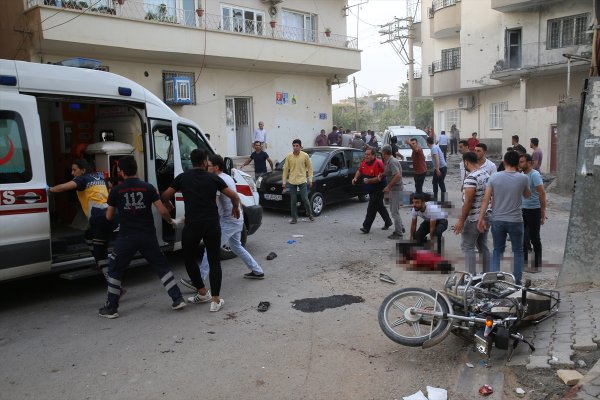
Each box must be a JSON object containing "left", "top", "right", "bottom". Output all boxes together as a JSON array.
[
  {"left": 98, "top": 156, "right": 186, "bottom": 318},
  {"left": 49, "top": 159, "right": 116, "bottom": 280}
]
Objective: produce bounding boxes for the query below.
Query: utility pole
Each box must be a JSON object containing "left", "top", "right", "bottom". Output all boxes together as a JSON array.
[
  {"left": 353, "top": 76, "right": 359, "bottom": 131},
  {"left": 379, "top": 16, "right": 416, "bottom": 126}
]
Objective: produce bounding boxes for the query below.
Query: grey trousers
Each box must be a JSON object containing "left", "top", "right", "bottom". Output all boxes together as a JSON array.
[
  {"left": 389, "top": 190, "right": 404, "bottom": 235},
  {"left": 461, "top": 218, "right": 490, "bottom": 274}
]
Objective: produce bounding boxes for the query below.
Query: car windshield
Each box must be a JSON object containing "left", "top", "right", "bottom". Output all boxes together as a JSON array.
[
  {"left": 394, "top": 135, "right": 428, "bottom": 149},
  {"left": 276, "top": 150, "right": 329, "bottom": 172}
]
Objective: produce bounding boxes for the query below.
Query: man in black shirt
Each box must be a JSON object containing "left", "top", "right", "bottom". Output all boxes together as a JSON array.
[
  {"left": 162, "top": 149, "right": 241, "bottom": 313},
  {"left": 512, "top": 135, "right": 527, "bottom": 155},
  {"left": 99, "top": 157, "right": 185, "bottom": 319},
  {"left": 241, "top": 141, "right": 274, "bottom": 178}
]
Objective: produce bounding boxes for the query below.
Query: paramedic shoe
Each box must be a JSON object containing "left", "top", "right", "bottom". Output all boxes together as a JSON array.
[
  {"left": 171, "top": 297, "right": 187, "bottom": 310},
  {"left": 244, "top": 271, "right": 265, "bottom": 279},
  {"left": 188, "top": 290, "right": 212, "bottom": 304},
  {"left": 210, "top": 299, "right": 225, "bottom": 312},
  {"left": 179, "top": 278, "right": 197, "bottom": 292},
  {"left": 98, "top": 305, "right": 119, "bottom": 319}
]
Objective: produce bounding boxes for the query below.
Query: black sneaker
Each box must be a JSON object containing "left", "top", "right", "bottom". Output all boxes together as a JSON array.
[
  {"left": 382, "top": 222, "right": 393, "bottom": 230},
  {"left": 244, "top": 271, "right": 265, "bottom": 280},
  {"left": 171, "top": 297, "right": 187, "bottom": 310},
  {"left": 360, "top": 227, "right": 369, "bottom": 234},
  {"left": 98, "top": 305, "right": 119, "bottom": 319},
  {"left": 388, "top": 232, "right": 403, "bottom": 240},
  {"left": 179, "top": 278, "right": 197, "bottom": 292}
]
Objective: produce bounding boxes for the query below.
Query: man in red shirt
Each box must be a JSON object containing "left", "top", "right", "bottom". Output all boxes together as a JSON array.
[
  {"left": 409, "top": 138, "right": 427, "bottom": 194},
  {"left": 468, "top": 132, "right": 479, "bottom": 151},
  {"left": 352, "top": 148, "right": 392, "bottom": 233}
]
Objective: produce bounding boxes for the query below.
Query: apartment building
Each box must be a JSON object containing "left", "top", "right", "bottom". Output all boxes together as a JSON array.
[
  {"left": 415, "top": 0, "right": 592, "bottom": 173},
  {"left": 0, "top": 0, "right": 360, "bottom": 161}
]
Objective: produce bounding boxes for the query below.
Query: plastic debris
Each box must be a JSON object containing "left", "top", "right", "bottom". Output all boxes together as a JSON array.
[
  {"left": 402, "top": 390, "right": 428, "bottom": 400},
  {"left": 515, "top": 387, "right": 525, "bottom": 396},
  {"left": 379, "top": 273, "right": 396, "bottom": 284},
  {"left": 292, "top": 234, "right": 304, "bottom": 238},
  {"left": 101, "top": 372, "right": 108, "bottom": 376},
  {"left": 266, "top": 252, "right": 277, "bottom": 260},
  {"left": 426, "top": 386, "right": 447, "bottom": 400},
  {"left": 287, "top": 240, "right": 296, "bottom": 244},
  {"left": 466, "top": 363, "right": 474, "bottom": 368},
  {"left": 577, "top": 360, "right": 587, "bottom": 368},
  {"left": 479, "top": 385, "right": 493, "bottom": 396}
]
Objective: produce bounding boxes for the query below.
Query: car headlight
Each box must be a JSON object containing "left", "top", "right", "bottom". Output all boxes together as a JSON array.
[
  {"left": 255, "top": 176, "right": 263, "bottom": 189},
  {"left": 244, "top": 175, "right": 258, "bottom": 192}
]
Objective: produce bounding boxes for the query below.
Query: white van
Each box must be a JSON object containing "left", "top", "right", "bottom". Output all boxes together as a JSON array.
[
  {"left": 0, "top": 59, "right": 262, "bottom": 281},
  {"left": 382, "top": 126, "right": 433, "bottom": 174}
]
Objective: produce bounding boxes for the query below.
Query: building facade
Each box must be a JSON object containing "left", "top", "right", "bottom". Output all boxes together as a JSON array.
[
  {"left": 0, "top": 0, "right": 361, "bottom": 161},
  {"left": 415, "top": 0, "right": 592, "bottom": 173}
]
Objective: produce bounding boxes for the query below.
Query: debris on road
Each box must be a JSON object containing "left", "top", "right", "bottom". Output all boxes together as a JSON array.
[
  {"left": 257, "top": 301, "right": 270, "bottom": 312},
  {"left": 465, "top": 363, "right": 474, "bottom": 368},
  {"left": 379, "top": 273, "right": 396, "bottom": 284},
  {"left": 402, "top": 390, "right": 428, "bottom": 400},
  {"left": 292, "top": 234, "right": 304, "bottom": 238},
  {"left": 287, "top": 240, "right": 296, "bottom": 244},
  {"left": 515, "top": 387, "right": 525, "bottom": 396},
  {"left": 426, "top": 386, "right": 447, "bottom": 400},
  {"left": 479, "top": 384, "right": 493, "bottom": 396},
  {"left": 557, "top": 369, "right": 584, "bottom": 386},
  {"left": 266, "top": 252, "right": 277, "bottom": 260}
]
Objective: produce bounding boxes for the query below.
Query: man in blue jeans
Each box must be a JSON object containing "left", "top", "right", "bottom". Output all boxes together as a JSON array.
[
  {"left": 282, "top": 139, "right": 314, "bottom": 224},
  {"left": 427, "top": 136, "right": 447, "bottom": 202},
  {"left": 477, "top": 151, "right": 530, "bottom": 284}
]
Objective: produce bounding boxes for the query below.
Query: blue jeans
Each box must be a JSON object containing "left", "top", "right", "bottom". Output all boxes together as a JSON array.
[
  {"left": 490, "top": 220, "right": 524, "bottom": 284},
  {"left": 288, "top": 182, "right": 312, "bottom": 219},
  {"left": 199, "top": 220, "right": 263, "bottom": 280}
]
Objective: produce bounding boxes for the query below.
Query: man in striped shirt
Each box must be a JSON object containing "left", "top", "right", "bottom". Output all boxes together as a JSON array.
[{"left": 453, "top": 151, "right": 490, "bottom": 274}]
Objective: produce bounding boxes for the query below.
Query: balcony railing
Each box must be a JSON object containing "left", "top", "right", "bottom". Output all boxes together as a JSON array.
[
  {"left": 427, "top": 55, "right": 461, "bottom": 75},
  {"left": 431, "top": 0, "right": 459, "bottom": 12},
  {"left": 25, "top": 0, "right": 358, "bottom": 50}
]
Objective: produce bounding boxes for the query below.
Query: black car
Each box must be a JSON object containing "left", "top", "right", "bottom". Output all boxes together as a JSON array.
[{"left": 256, "top": 147, "right": 368, "bottom": 216}]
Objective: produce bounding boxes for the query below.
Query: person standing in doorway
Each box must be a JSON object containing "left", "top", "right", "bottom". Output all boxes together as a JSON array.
[
  {"left": 99, "top": 157, "right": 185, "bottom": 318},
  {"left": 530, "top": 138, "right": 543, "bottom": 172},
  {"left": 475, "top": 143, "right": 497, "bottom": 177},
  {"left": 162, "top": 149, "right": 242, "bottom": 313},
  {"left": 409, "top": 138, "right": 427, "bottom": 194},
  {"left": 437, "top": 130, "right": 449, "bottom": 160},
  {"left": 253, "top": 121, "right": 268, "bottom": 150},
  {"left": 453, "top": 151, "right": 490, "bottom": 275},
  {"left": 282, "top": 139, "right": 314, "bottom": 224},
  {"left": 352, "top": 147, "right": 392, "bottom": 234},
  {"left": 450, "top": 124, "right": 460, "bottom": 155},
  {"left": 468, "top": 132, "right": 479, "bottom": 151},
  {"left": 477, "top": 151, "right": 530, "bottom": 285},
  {"left": 240, "top": 141, "right": 274, "bottom": 179},
  {"left": 519, "top": 153, "right": 546, "bottom": 273},
  {"left": 427, "top": 136, "right": 447, "bottom": 202},
  {"left": 380, "top": 144, "right": 404, "bottom": 239}
]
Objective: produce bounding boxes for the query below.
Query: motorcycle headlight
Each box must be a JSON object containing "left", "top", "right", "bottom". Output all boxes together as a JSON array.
[{"left": 255, "top": 176, "right": 262, "bottom": 189}]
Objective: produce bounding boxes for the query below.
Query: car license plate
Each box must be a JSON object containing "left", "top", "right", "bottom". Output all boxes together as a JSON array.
[{"left": 264, "top": 194, "right": 282, "bottom": 201}]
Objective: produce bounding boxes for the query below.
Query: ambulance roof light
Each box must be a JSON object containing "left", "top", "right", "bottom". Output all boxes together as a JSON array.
[
  {"left": 118, "top": 87, "right": 132, "bottom": 97},
  {"left": 0, "top": 75, "right": 17, "bottom": 86}
]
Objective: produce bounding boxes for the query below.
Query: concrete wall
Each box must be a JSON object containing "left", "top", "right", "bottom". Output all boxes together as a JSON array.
[{"left": 555, "top": 98, "right": 582, "bottom": 194}]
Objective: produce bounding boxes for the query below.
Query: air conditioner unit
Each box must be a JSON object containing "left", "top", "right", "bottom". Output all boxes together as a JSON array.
[{"left": 458, "top": 95, "right": 474, "bottom": 109}]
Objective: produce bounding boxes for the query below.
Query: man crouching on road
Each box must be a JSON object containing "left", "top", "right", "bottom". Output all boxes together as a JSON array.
[
  {"left": 162, "top": 149, "right": 241, "bottom": 313},
  {"left": 410, "top": 193, "right": 448, "bottom": 255},
  {"left": 99, "top": 156, "right": 185, "bottom": 319}
]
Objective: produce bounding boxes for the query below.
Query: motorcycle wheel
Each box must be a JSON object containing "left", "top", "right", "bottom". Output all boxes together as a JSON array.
[{"left": 378, "top": 288, "right": 450, "bottom": 347}]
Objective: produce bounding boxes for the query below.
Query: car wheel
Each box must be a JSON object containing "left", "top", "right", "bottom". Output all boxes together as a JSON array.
[
  {"left": 358, "top": 193, "right": 369, "bottom": 202},
  {"left": 219, "top": 223, "right": 248, "bottom": 260},
  {"left": 310, "top": 192, "right": 324, "bottom": 217}
]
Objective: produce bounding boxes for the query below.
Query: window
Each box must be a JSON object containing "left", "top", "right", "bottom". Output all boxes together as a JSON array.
[
  {"left": 350, "top": 150, "right": 363, "bottom": 168},
  {"left": 177, "top": 125, "right": 211, "bottom": 172},
  {"left": 282, "top": 10, "right": 316, "bottom": 42},
  {"left": 505, "top": 28, "right": 521, "bottom": 68},
  {"left": 221, "top": 5, "right": 265, "bottom": 35},
  {"left": 162, "top": 71, "right": 196, "bottom": 105},
  {"left": 547, "top": 14, "right": 590, "bottom": 49},
  {"left": 489, "top": 102, "right": 508, "bottom": 129},
  {"left": 446, "top": 109, "right": 461, "bottom": 132},
  {"left": 441, "top": 47, "right": 460, "bottom": 70},
  {"left": 0, "top": 111, "right": 32, "bottom": 184},
  {"left": 144, "top": 0, "right": 177, "bottom": 23}
]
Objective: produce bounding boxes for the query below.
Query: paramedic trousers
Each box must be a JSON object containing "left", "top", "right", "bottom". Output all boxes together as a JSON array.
[
  {"left": 106, "top": 233, "right": 182, "bottom": 310},
  {"left": 182, "top": 222, "right": 222, "bottom": 296},
  {"left": 86, "top": 210, "right": 118, "bottom": 279}
]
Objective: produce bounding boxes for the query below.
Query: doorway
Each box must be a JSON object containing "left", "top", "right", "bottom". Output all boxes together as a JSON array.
[
  {"left": 225, "top": 97, "right": 253, "bottom": 156},
  {"left": 506, "top": 28, "right": 522, "bottom": 69}
]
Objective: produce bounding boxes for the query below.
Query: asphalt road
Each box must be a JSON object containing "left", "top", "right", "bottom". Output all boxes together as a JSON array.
[{"left": 0, "top": 159, "right": 571, "bottom": 400}]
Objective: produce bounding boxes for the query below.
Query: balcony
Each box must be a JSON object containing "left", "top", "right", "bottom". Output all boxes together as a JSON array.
[
  {"left": 23, "top": 0, "right": 360, "bottom": 76},
  {"left": 490, "top": 42, "right": 592, "bottom": 81},
  {"left": 427, "top": 55, "right": 460, "bottom": 75},
  {"left": 491, "top": 0, "right": 563, "bottom": 13},
  {"left": 429, "top": 0, "right": 460, "bottom": 39},
  {"left": 427, "top": 55, "right": 460, "bottom": 95}
]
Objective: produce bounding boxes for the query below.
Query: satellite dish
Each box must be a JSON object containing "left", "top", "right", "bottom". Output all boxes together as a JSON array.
[{"left": 268, "top": 6, "right": 278, "bottom": 17}]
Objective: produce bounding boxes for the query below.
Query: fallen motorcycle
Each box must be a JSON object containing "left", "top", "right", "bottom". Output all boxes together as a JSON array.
[{"left": 378, "top": 271, "right": 560, "bottom": 359}]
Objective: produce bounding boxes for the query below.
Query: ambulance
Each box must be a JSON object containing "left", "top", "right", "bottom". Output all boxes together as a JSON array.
[{"left": 0, "top": 59, "right": 262, "bottom": 281}]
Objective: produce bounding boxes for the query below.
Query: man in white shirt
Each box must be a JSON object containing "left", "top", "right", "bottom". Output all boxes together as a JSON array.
[
  {"left": 253, "top": 121, "right": 267, "bottom": 149},
  {"left": 475, "top": 143, "right": 497, "bottom": 176},
  {"left": 410, "top": 193, "right": 448, "bottom": 254},
  {"left": 437, "top": 131, "right": 449, "bottom": 160}
]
